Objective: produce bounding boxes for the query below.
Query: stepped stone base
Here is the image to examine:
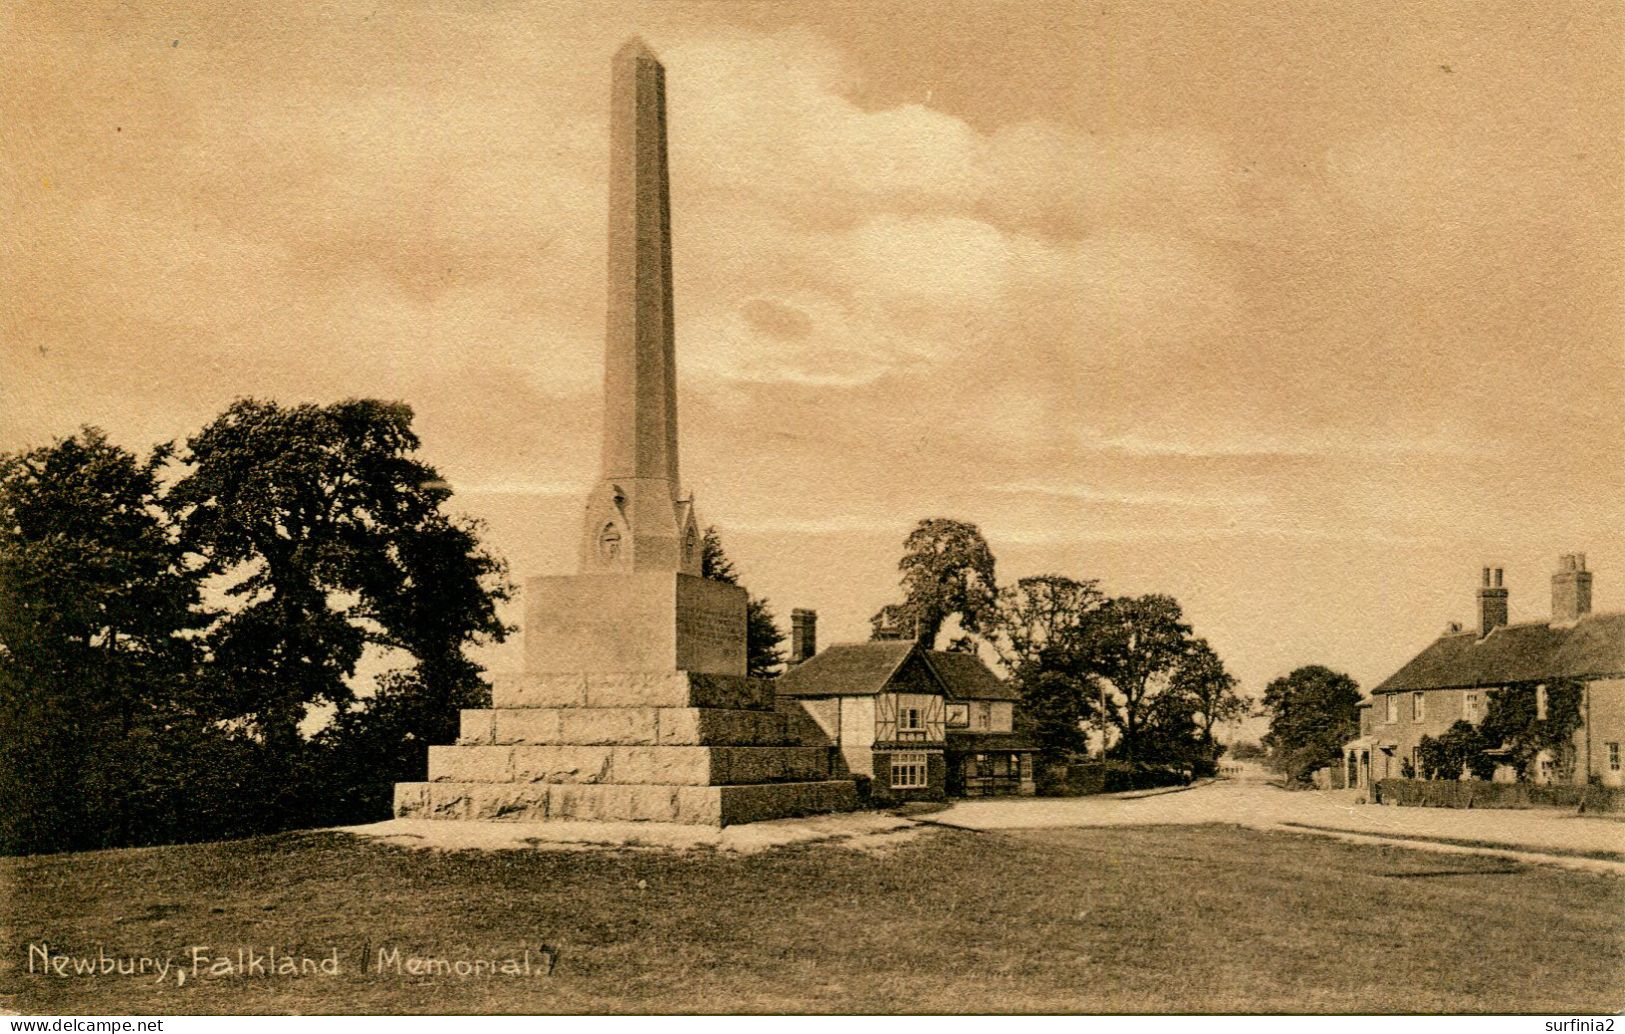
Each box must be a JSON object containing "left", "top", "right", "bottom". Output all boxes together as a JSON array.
[
  {"left": 394, "top": 670, "right": 857, "bottom": 827},
  {"left": 394, "top": 779, "right": 857, "bottom": 826}
]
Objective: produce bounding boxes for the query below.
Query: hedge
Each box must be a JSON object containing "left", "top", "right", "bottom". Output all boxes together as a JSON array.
[{"left": 1373, "top": 778, "right": 1625, "bottom": 813}]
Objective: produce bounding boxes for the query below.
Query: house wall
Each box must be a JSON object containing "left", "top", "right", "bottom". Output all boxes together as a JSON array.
[
  {"left": 870, "top": 748, "right": 947, "bottom": 803},
  {"left": 1369, "top": 679, "right": 1625, "bottom": 786},
  {"left": 839, "top": 696, "right": 876, "bottom": 777},
  {"left": 1372, "top": 687, "right": 1485, "bottom": 773},
  {"left": 1582, "top": 678, "right": 1625, "bottom": 788}
]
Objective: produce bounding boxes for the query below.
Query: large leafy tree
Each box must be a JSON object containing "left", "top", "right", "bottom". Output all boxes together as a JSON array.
[
  {"left": 988, "top": 575, "right": 1106, "bottom": 770},
  {"left": 167, "top": 398, "right": 512, "bottom": 754},
  {"left": 1085, "top": 594, "right": 1193, "bottom": 768},
  {"left": 990, "top": 574, "right": 1104, "bottom": 673},
  {"left": 699, "top": 526, "right": 785, "bottom": 678},
  {"left": 0, "top": 429, "right": 212, "bottom": 853},
  {"left": 1169, "top": 638, "right": 1248, "bottom": 770},
  {"left": 1260, "top": 665, "right": 1362, "bottom": 784},
  {"left": 870, "top": 517, "right": 998, "bottom": 649}
]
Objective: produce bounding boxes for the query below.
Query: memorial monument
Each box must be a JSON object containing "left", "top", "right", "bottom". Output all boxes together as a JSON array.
[{"left": 393, "top": 38, "right": 858, "bottom": 825}]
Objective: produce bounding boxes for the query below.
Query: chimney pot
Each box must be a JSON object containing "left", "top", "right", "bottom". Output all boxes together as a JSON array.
[
  {"left": 1476, "top": 564, "right": 1509, "bottom": 636},
  {"left": 789, "top": 608, "right": 817, "bottom": 665},
  {"left": 1552, "top": 553, "right": 1593, "bottom": 622}
]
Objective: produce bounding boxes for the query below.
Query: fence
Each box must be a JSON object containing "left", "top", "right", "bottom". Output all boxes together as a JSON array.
[{"left": 1373, "top": 778, "right": 1625, "bottom": 813}]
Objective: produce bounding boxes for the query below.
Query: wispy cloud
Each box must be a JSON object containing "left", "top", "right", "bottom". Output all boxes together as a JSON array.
[
  {"left": 1080, "top": 429, "right": 1470, "bottom": 460},
  {"left": 992, "top": 480, "right": 1268, "bottom": 508},
  {"left": 444, "top": 481, "right": 583, "bottom": 497}
]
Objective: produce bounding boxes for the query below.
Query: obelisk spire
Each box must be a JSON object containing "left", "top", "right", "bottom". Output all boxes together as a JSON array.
[
  {"left": 579, "top": 38, "right": 700, "bottom": 574},
  {"left": 601, "top": 36, "right": 677, "bottom": 485}
]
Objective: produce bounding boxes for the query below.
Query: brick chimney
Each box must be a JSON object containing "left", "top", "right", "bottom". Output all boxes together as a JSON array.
[
  {"left": 1477, "top": 565, "right": 1508, "bottom": 636},
  {"left": 789, "top": 608, "right": 817, "bottom": 665},
  {"left": 1552, "top": 553, "right": 1593, "bottom": 622}
]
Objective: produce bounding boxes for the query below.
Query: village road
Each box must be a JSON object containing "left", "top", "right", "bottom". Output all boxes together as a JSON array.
[{"left": 934, "top": 779, "right": 1625, "bottom": 859}]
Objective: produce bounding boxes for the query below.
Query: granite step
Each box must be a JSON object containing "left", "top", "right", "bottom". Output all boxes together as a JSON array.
[
  {"left": 395, "top": 779, "right": 860, "bottom": 826},
  {"left": 458, "top": 706, "right": 789, "bottom": 747},
  {"left": 426, "top": 744, "right": 834, "bottom": 786}
]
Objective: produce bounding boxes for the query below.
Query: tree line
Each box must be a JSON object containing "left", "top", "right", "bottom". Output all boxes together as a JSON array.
[
  {"left": 0, "top": 400, "right": 515, "bottom": 855},
  {"left": 865, "top": 517, "right": 1250, "bottom": 784}
]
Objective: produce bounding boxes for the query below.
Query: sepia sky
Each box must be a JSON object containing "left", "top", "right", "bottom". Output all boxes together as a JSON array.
[{"left": 5, "top": 1, "right": 1622, "bottom": 713}]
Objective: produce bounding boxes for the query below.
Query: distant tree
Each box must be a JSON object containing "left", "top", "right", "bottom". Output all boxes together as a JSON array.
[
  {"left": 1229, "top": 741, "right": 1267, "bottom": 761},
  {"left": 1085, "top": 594, "right": 1193, "bottom": 769},
  {"left": 167, "top": 399, "right": 512, "bottom": 825},
  {"left": 1169, "top": 639, "right": 1248, "bottom": 772},
  {"left": 0, "top": 429, "right": 212, "bottom": 854},
  {"left": 699, "top": 526, "right": 785, "bottom": 678},
  {"left": 870, "top": 518, "right": 997, "bottom": 649},
  {"left": 1479, "top": 679, "right": 1583, "bottom": 782},
  {"left": 1260, "top": 665, "right": 1361, "bottom": 785}
]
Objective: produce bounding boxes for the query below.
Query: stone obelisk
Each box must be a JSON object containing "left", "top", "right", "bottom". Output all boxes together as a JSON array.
[
  {"left": 578, "top": 37, "right": 695, "bottom": 577},
  {"left": 392, "top": 40, "right": 857, "bottom": 826},
  {"left": 530, "top": 37, "right": 734, "bottom": 677}
]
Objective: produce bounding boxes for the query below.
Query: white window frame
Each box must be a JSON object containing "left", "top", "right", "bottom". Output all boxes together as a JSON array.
[
  {"left": 1412, "top": 691, "right": 1425, "bottom": 722},
  {"left": 890, "top": 752, "right": 929, "bottom": 789},
  {"left": 1385, "top": 695, "right": 1398, "bottom": 724},
  {"left": 974, "top": 702, "right": 993, "bottom": 730},
  {"left": 1464, "top": 693, "right": 1478, "bottom": 721},
  {"left": 1608, "top": 742, "right": 1620, "bottom": 772},
  {"left": 899, "top": 706, "right": 923, "bottom": 732},
  {"left": 1536, "top": 683, "right": 1548, "bottom": 721}
]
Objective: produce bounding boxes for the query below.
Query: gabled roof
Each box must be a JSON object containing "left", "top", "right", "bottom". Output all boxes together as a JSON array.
[
  {"left": 775, "top": 641, "right": 920, "bottom": 697},
  {"left": 1373, "top": 611, "right": 1625, "bottom": 693},
  {"left": 925, "top": 650, "right": 1021, "bottom": 701}
]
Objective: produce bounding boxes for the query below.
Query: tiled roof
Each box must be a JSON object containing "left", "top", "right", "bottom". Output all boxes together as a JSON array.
[
  {"left": 775, "top": 641, "right": 919, "bottom": 697},
  {"left": 925, "top": 651, "right": 1021, "bottom": 701},
  {"left": 1373, "top": 611, "right": 1625, "bottom": 693}
]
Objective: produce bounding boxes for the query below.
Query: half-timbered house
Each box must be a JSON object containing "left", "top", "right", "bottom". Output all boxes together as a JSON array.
[
  {"left": 776, "top": 640, "right": 948, "bottom": 801},
  {"left": 775, "top": 637, "right": 1037, "bottom": 801}
]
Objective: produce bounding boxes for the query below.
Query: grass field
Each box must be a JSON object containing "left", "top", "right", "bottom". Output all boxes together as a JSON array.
[{"left": 2, "top": 823, "right": 1621, "bottom": 1014}]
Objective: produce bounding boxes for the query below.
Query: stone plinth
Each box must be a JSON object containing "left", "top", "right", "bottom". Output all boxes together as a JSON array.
[
  {"left": 524, "top": 572, "right": 746, "bottom": 677},
  {"left": 393, "top": 671, "right": 859, "bottom": 826}
]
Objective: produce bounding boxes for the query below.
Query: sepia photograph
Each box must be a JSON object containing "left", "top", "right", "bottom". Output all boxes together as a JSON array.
[{"left": 2, "top": 0, "right": 1622, "bottom": 1022}]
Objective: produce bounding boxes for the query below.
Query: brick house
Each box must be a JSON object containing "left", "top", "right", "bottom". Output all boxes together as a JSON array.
[
  {"left": 774, "top": 612, "right": 1036, "bottom": 802},
  {"left": 1343, "top": 555, "right": 1625, "bottom": 791}
]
